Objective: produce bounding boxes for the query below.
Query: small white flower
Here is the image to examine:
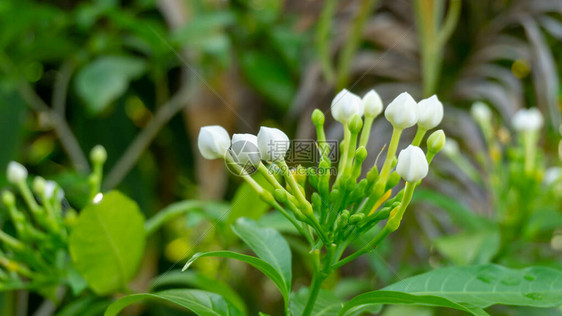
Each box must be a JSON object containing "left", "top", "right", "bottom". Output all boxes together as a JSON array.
[
  {"left": 384, "top": 92, "right": 418, "bottom": 129},
  {"left": 331, "top": 89, "right": 363, "bottom": 123},
  {"left": 442, "top": 138, "right": 459, "bottom": 156},
  {"left": 362, "top": 89, "right": 383, "bottom": 118},
  {"left": 417, "top": 95, "right": 443, "bottom": 129},
  {"left": 471, "top": 102, "right": 492, "bottom": 123},
  {"left": 231, "top": 133, "right": 261, "bottom": 165},
  {"left": 512, "top": 108, "right": 544, "bottom": 132},
  {"left": 396, "top": 145, "right": 428, "bottom": 182},
  {"left": 44, "top": 181, "right": 57, "bottom": 199},
  {"left": 198, "top": 125, "right": 231, "bottom": 160},
  {"left": 257, "top": 127, "right": 290, "bottom": 161},
  {"left": 544, "top": 167, "right": 562, "bottom": 186},
  {"left": 7, "top": 161, "right": 28, "bottom": 184}
]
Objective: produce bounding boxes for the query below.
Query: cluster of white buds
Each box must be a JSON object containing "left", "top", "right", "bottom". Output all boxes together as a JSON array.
[{"left": 197, "top": 88, "right": 446, "bottom": 260}]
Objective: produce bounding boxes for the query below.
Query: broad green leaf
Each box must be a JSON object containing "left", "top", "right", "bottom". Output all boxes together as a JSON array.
[
  {"left": 240, "top": 51, "right": 295, "bottom": 109},
  {"left": 433, "top": 228, "right": 500, "bottom": 265},
  {"left": 150, "top": 271, "right": 246, "bottom": 314},
  {"left": 104, "top": 289, "right": 243, "bottom": 316},
  {"left": 383, "top": 265, "right": 562, "bottom": 308},
  {"left": 182, "top": 251, "right": 288, "bottom": 301},
  {"left": 69, "top": 191, "right": 146, "bottom": 295},
  {"left": 338, "top": 291, "right": 488, "bottom": 316},
  {"left": 232, "top": 218, "right": 292, "bottom": 292},
  {"left": 75, "top": 55, "right": 146, "bottom": 114},
  {"left": 289, "top": 288, "right": 344, "bottom": 316}
]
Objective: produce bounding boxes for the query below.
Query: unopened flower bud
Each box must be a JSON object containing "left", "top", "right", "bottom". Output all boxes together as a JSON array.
[
  {"left": 331, "top": 89, "right": 362, "bottom": 123},
  {"left": 416, "top": 95, "right": 443, "bottom": 129},
  {"left": 32, "top": 176, "right": 47, "bottom": 196},
  {"left": 396, "top": 145, "right": 428, "bottom": 182},
  {"left": 427, "top": 129, "right": 446, "bottom": 153},
  {"left": 1, "top": 191, "right": 15, "bottom": 207},
  {"left": 257, "top": 127, "right": 290, "bottom": 161},
  {"left": 354, "top": 146, "right": 368, "bottom": 163},
  {"left": 273, "top": 189, "right": 288, "bottom": 203},
  {"left": 349, "top": 115, "right": 363, "bottom": 134},
  {"left": 230, "top": 133, "right": 261, "bottom": 166},
  {"left": 362, "top": 89, "right": 383, "bottom": 118},
  {"left": 387, "top": 172, "right": 401, "bottom": 189},
  {"left": 337, "top": 210, "right": 350, "bottom": 227},
  {"left": 198, "top": 125, "right": 230, "bottom": 160},
  {"left": 471, "top": 102, "right": 492, "bottom": 124},
  {"left": 90, "top": 145, "right": 107, "bottom": 165},
  {"left": 349, "top": 213, "right": 365, "bottom": 224},
  {"left": 311, "top": 109, "right": 325, "bottom": 126},
  {"left": 512, "top": 108, "right": 544, "bottom": 132},
  {"left": 44, "top": 181, "right": 57, "bottom": 199},
  {"left": 384, "top": 92, "right": 417, "bottom": 129},
  {"left": 7, "top": 161, "right": 27, "bottom": 184}
]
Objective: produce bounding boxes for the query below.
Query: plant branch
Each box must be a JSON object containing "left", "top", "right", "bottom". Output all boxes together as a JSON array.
[
  {"left": 103, "top": 85, "right": 195, "bottom": 189},
  {"left": 52, "top": 61, "right": 74, "bottom": 115}
]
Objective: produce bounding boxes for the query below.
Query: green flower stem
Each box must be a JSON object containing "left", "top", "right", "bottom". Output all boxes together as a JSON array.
[
  {"left": 257, "top": 163, "right": 298, "bottom": 205},
  {"left": 302, "top": 269, "right": 327, "bottom": 316},
  {"left": 344, "top": 129, "right": 359, "bottom": 175},
  {"left": 16, "top": 182, "right": 40, "bottom": 217},
  {"left": 359, "top": 115, "right": 375, "bottom": 148},
  {"left": 89, "top": 160, "right": 104, "bottom": 200},
  {"left": 0, "top": 230, "right": 24, "bottom": 251},
  {"left": 333, "top": 182, "right": 416, "bottom": 269},
  {"left": 336, "top": 127, "right": 351, "bottom": 184},
  {"left": 316, "top": 0, "right": 337, "bottom": 83},
  {"left": 523, "top": 132, "right": 537, "bottom": 175},
  {"left": 411, "top": 127, "right": 427, "bottom": 147},
  {"left": 378, "top": 127, "right": 403, "bottom": 185}
]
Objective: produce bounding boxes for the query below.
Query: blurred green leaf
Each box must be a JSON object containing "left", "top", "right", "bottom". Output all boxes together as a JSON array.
[
  {"left": 104, "top": 289, "right": 243, "bottom": 316},
  {"left": 183, "top": 250, "right": 289, "bottom": 302},
  {"left": 150, "top": 271, "right": 246, "bottom": 314},
  {"left": 0, "top": 91, "right": 26, "bottom": 186},
  {"left": 69, "top": 191, "right": 146, "bottom": 295},
  {"left": 524, "top": 208, "right": 562, "bottom": 238},
  {"left": 232, "top": 217, "right": 292, "bottom": 293},
  {"left": 338, "top": 291, "right": 487, "bottom": 316},
  {"left": 433, "top": 227, "right": 500, "bottom": 265},
  {"left": 383, "top": 264, "right": 562, "bottom": 308},
  {"left": 75, "top": 55, "right": 146, "bottom": 114},
  {"left": 226, "top": 173, "right": 272, "bottom": 228},
  {"left": 240, "top": 50, "right": 295, "bottom": 109}
]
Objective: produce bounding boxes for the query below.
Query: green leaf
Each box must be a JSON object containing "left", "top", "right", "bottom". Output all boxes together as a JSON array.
[
  {"left": 226, "top": 174, "right": 271, "bottom": 229},
  {"left": 150, "top": 271, "right": 246, "bottom": 314},
  {"left": 232, "top": 218, "right": 292, "bottom": 292},
  {"left": 69, "top": 191, "right": 146, "bottom": 295},
  {"left": 182, "top": 251, "right": 288, "bottom": 301},
  {"left": 104, "top": 289, "right": 243, "bottom": 316},
  {"left": 433, "top": 228, "right": 500, "bottom": 265},
  {"left": 383, "top": 264, "right": 562, "bottom": 308},
  {"left": 338, "top": 291, "right": 488, "bottom": 316},
  {"left": 289, "top": 288, "right": 344, "bottom": 316},
  {"left": 239, "top": 51, "right": 295, "bottom": 109},
  {"left": 75, "top": 55, "right": 146, "bottom": 114}
]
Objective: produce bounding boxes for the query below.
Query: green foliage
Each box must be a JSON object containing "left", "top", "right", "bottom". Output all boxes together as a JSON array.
[
  {"left": 104, "top": 289, "right": 243, "bottom": 316},
  {"left": 289, "top": 288, "right": 344, "bottom": 316},
  {"left": 383, "top": 265, "right": 562, "bottom": 308},
  {"left": 69, "top": 191, "right": 146, "bottom": 294},
  {"left": 433, "top": 228, "right": 500, "bottom": 265},
  {"left": 75, "top": 56, "right": 147, "bottom": 114}
]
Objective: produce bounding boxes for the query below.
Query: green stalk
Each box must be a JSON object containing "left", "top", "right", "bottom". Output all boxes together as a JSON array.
[
  {"left": 316, "top": 0, "right": 337, "bottom": 83},
  {"left": 302, "top": 270, "right": 326, "bottom": 316},
  {"left": 378, "top": 127, "right": 403, "bottom": 184},
  {"left": 336, "top": 0, "right": 379, "bottom": 89},
  {"left": 359, "top": 115, "right": 375, "bottom": 148},
  {"left": 411, "top": 127, "right": 427, "bottom": 146}
]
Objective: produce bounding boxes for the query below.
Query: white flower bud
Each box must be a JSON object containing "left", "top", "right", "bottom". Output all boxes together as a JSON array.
[
  {"left": 197, "top": 125, "right": 231, "bottom": 160},
  {"left": 544, "top": 167, "right": 561, "bottom": 186},
  {"left": 384, "top": 92, "right": 418, "bottom": 129},
  {"left": 442, "top": 138, "right": 459, "bottom": 156},
  {"left": 257, "top": 127, "right": 290, "bottom": 161},
  {"left": 44, "top": 181, "right": 57, "bottom": 199},
  {"left": 396, "top": 145, "right": 428, "bottom": 182},
  {"left": 7, "top": 161, "right": 28, "bottom": 184},
  {"left": 331, "top": 89, "right": 362, "bottom": 123},
  {"left": 362, "top": 89, "right": 383, "bottom": 117},
  {"left": 231, "top": 133, "right": 261, "bottom": 165},
  {"left": 471, "top": 102, "right": 492, "bottom": 123},
  {"left": 512, "top": 108, "right": 544, "bottom": 132},
  {"left": 416, "top": 95, "right": 443, "bottom": 129}
]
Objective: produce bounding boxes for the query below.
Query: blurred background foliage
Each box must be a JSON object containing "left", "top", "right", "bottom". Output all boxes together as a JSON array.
[{"left": 0, "top": 0, "right": 561, "bottom": 315}]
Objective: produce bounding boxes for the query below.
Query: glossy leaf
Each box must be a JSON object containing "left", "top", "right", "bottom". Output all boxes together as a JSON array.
[
  {"left": 104, "top": 289, "right": 243, "bottom": 316},
  {"left": 69, "top": 191, "right": 146, "bottom": 295},
  {"left": 338, "top": 291, "right": 488, "bottom": 316},
  {"left": 383, "top": 265, "right": 562, "bottom": 308},
  {"left": 75, "top": 55, "right": 146, "bottom": 114},
  {"left": 182, "top": 251, "right": 288, "bottom": 300},
  {"left": 232, "top": 218, "right": 292, "bottom": 292},
  {"left": 151, "top": 271, "right": 246, "bottom": 314}
]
